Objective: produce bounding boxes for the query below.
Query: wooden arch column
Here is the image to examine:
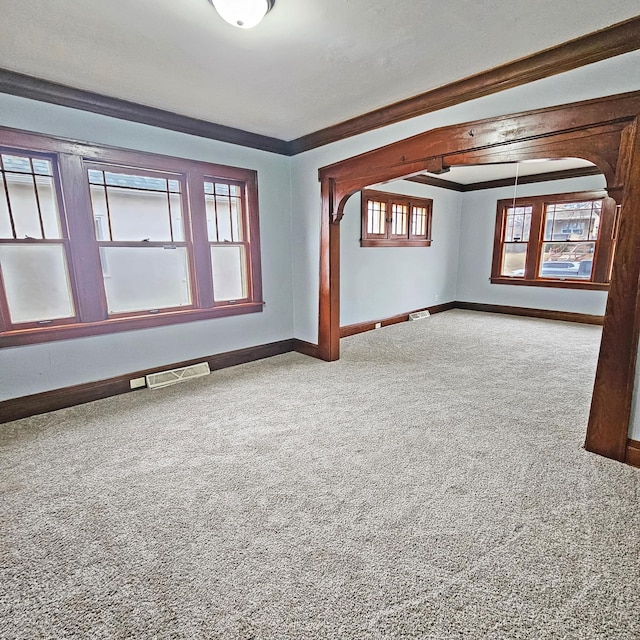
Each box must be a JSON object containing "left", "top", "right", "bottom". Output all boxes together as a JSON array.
[{"left": 317, "top": 91, "right": 640, "bottom": 463}]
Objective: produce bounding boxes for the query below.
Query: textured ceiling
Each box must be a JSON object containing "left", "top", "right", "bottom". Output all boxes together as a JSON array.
[{"left": 0, "top": 0, "right": 638, "bottom": 140}]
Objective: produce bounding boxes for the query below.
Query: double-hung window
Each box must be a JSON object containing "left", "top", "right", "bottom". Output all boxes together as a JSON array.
[
  {"left": 361, "top": 190, "right": 433, "bottom": 247},
  {"left": 87, "top": 165, "right": 192, "bottom": 315},
  {"left": 0, "top": 127, "right": 263, "bottom": 347},
  {"left": 0, "top": 151, "right": 77, "bottom": 328},
  {"left": 491, "top": 190, "right": 617, "bottom": 290}
]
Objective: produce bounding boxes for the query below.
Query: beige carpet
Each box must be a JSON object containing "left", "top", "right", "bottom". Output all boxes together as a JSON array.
[{"left": 1, "top": 310, "right": 639, "bottom": 639}]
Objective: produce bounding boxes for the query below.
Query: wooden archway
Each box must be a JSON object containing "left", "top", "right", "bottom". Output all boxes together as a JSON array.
[{"left": 317, "top": 91, "right": 640, "bottom": 464}]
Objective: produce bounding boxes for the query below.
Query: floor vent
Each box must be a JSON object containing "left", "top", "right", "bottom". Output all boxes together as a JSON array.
[
  {"left": 408, "top": 310, "right": 431, "bottom": 321},
  {"left": 145, "top": 362, "right": 210, "bottom": 389}
]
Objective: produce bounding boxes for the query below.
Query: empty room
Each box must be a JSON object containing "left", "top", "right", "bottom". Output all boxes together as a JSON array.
[{"left": 1, "top": 2, "right": 639, "bottom": 638}]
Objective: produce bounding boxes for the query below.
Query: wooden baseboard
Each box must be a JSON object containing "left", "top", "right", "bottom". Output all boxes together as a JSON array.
[
  {"left": 292, "top": 338, "right": 320, "bottom": 358},
  {"left": 626, "top": 439, "right": 640, "bottom": 468},
  {"left": 0, "top": 301, "right": 606, "bottom": 424},
  {"left": 340, "top": 302, "right": 456, "bottom": 338},
  {"left": 0, "top": 339, "right": 298, "bottom": 424},
  {"left": 454, "top": 302, "right": 604, "bottom": 325},
  {"left": 339, "top": 300, "right": 603, "bottom": 339}
]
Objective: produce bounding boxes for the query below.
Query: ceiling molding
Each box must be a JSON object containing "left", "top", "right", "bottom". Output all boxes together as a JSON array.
[
  {"left": 0, "top": 68, "right": 289, "bottom": 156},
  {"left": 0, "top": 17, "right": 638, "bottom": 157},
  {"left": 406, "top": 166, "right": 603, "bottom": 192},
  {"left": 288, "top": 16, "right": 640, "bottom": 154},
  {"left": 405, "top": 174, "right": 466, "bottom": 192}
]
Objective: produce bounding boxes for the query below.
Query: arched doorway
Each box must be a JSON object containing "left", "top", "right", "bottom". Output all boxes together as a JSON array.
[{"left": 317, "top": 91, "right": 640, "bottom": 464}]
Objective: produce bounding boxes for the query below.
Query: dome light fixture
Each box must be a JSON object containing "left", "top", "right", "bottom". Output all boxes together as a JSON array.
[{"left": 210, "top": 0, "right": 274, "bottom": 29}]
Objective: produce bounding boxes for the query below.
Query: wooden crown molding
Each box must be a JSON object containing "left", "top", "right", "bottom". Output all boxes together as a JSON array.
[
  {"left": 0, "top": 68, "right": 289, "bottom": 156},
  {"left": 289, "top": 16, "right": 640, "bottom": 154},
  {"left": 0, "top": 17, "right": 638, "bottom": 157},
  {"left": 406, "top": 166, "right": 603, "bottom": 192}
]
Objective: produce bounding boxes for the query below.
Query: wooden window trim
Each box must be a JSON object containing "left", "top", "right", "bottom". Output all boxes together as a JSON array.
[
  {"left": 490, "top": 190, "right": 615, "bottom": 290},
  {"left": 0, "top": 125, "right": 264, "bottom": 347},
  {"left": 361, "top": 189, "right": 433, "bottom": 247}
]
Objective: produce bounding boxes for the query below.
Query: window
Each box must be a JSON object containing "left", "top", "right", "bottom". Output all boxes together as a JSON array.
[
  {"left": 0, "top": 152, "right": 77, "bottom": 328},
  {"left": 361, "top": 190, "right": 433, "bottom": 247},
  {"left": 491, "top": 190, "right": 617, "bottom": 290},
  {"left": 0, "top": 127, "right": 263, "bottom": 346}
]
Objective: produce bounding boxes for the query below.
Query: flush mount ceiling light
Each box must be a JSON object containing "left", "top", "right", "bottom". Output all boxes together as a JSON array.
[{"left": 210, "top": 0, "right": 274, "bottom": 29}]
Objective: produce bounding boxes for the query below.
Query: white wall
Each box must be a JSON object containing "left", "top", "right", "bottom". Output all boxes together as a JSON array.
[
  {"left": 456, "top": 175, "right": 609, "bottom": 315},
  {"left": 340, "top": 180, "right": 461, "bottom": 326},
  {"left": 289, "top": 50, "right": 640, "bottom": 344},
  {"left": 0, "top": 93, "right": 294, "bottom": 400}
]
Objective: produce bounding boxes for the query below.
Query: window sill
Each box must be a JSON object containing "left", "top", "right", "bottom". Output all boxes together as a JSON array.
[
  {"left": 490, "top": 277, "right": 609, "bottom": 291},
  {"left": 0, "top": 302, "right": 264, "bottom": 348},
  {"left": 360, "top": 239, "right": 432, "bottom": 248}
]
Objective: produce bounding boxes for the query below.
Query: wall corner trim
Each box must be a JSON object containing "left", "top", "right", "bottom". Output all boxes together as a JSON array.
[{"left": 626, "top": 439, "right": 640, "bottom": 468}]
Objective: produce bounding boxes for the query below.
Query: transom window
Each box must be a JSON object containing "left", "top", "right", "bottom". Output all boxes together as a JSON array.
[
  {"left": 0, "top": 127, "right": 263, "bottom": 347},
  {"left": 491, "top": 190, "right": 617, "bottom": 290},
  {"left": 361, "top": 190, "right": 433, "bottom": 247}
]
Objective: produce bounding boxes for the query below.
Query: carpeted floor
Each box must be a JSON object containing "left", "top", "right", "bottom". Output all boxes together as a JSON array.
[{"left": 1, "top": 310, "right": 639, "bottom": 639}]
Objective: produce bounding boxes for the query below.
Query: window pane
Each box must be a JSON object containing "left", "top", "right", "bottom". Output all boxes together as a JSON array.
[
  {"left": 391, "top": 203, "right": 408, "bottom": 236},
  {"left": 89, "top": 170, "right": 184, "bottom": 242},
  {"left": 204, "top": 182, "right": 243, "bottom": 243},
  {"left": 0, "top": 243, "right": 74, "bottom": 323},
  {"left": 367, "top": 200, "right": 386, "bottom": 235},
  {"left": 501, "top": 243, "right": 527, "bottom": 276},
  {"left": 169, "top": 193, "right": 184, "bottom": 242},
  {"left": 544, "top": 201, "right": 601, "bottom": 241},
  {"left": 107, "top": 187, "right": 173, "bottom": 241},
  {"left": 211, "top": 245, "right": 247, "bottom": 301},
  {"left": 100, "top": 246, "right": 191, "bottom": 314},
  {"left": 0, "top": 174, "right": 13, "bottom": 238},
  {"left": 412, "top": 206, "right": 428, "bottom": 238},
  {"left": 35, "top": 175, "right": 62, "bottom": 238},
  {"left": 1, "top": 156, "right": 61, "bottom": 240},
  {"left": 539, "top": 242, "right": 595, "bottom": 279},
  {"left": 1, "top": 155, "right": 33, "bottom": 174},
  {"left": 5, "top": 172, "right": 43, "bottom": 239},
  {"left": 504, "top": 206, "right": 532, "bottom": 242}
]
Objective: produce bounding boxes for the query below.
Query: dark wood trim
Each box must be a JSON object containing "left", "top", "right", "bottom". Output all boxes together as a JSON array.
[
  {"left": 459, "top": 166, "right": 603, "bottom": 192},
  {"left": 626, "top": 439, "right": 640, "bottom": 468},
  {"left": 291, "top": 338, "right": 320, "bottom": 358},
  {"left": 0, "top": 339, "right": 298, "bottom": 424},
  {"left": 0, "top": 68, "right": 289, "bottom": 156},
  {"left": 405, "top": 175, "right": 466, "bottom": 192},
  {"left": 0, "top": 302, "right": 264, "bottom": 348},
  {"left": 489, "top": 277, "right": 609, "bottom": 291},
  {"left": 454, "top": 302, "right": 604, "bottom": 325},
  {"left": 586, "top": 119, "right": 640, "bottom": 461},
  {"left": 317, "top": 92, "right": 640, "bottom": 467},
  {"left": 2, "top": 18, "right": 639, "bottom": 157},
  {"left": 360, "top": 239, "right": 433, "bottom": 248},
  {"left": 340, "top": 302, "right": 455, "bottom": 338},
  {"left": 291, "top": 17, "right": 640, "bottom": 153},
  {"left": 407, "top": 166, "right": 604, "bottom": 193}
]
